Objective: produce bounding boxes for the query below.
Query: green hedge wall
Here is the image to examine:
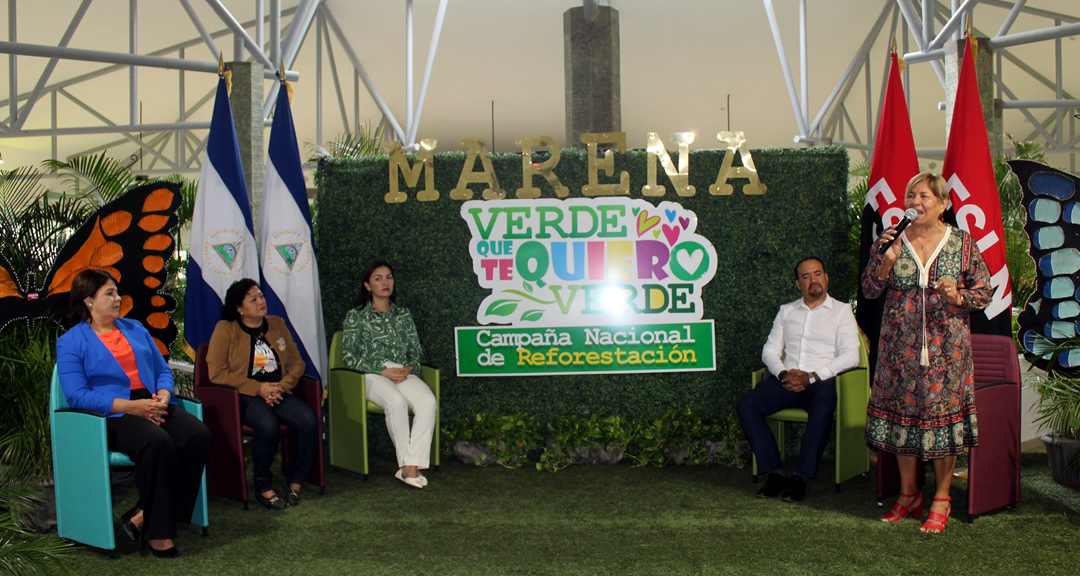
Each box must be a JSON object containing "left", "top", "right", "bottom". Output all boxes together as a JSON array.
[{"left": 314, "top": 146, "right": 849, "bottom": 421}]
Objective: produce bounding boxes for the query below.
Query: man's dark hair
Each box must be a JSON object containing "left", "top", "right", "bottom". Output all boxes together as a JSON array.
[{"left": 793, "top": 256, "right": 826, "bottom": 279}]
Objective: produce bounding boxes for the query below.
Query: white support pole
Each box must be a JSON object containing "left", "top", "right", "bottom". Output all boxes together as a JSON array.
[
  {"left": 130, "top": 0, "right": 138, "bottom": 126},
  {"left": 406, "top": 0, "right": 414, "bottom": 145},
  {"left": 1056, "top": 20, "right": 1063, "bottom": 147},
  {"left": 895, "top": 0, "right": 947, "bottom": 87},
  {"left": 319, "top": 15, "right": 349, "bottom": 134},
  {"left": 807, "top": 1, "right": 892, "bottom": 136},
  {"left": 178, "top": 0, "right": 221, "bottom": 59},
  {"left": 407, "top": 0, "right": 449, "bottom": 145},
  {"left": 51, "top": 90, "right": 57, "bottom": 159},
  {"left": 922, "top": 0, "right": 933, "bottom": 52},
  {"left": 316, "top": 8, "right": 322, "bottom": 149},
  {"left": 762, "top": 0, "right": 808, "bottom": 137},
  {"left": 179, "top": 47, "right": 185, "bottom": 166},
  {"left": 799, "top": 0, "right": 808, "bottom": 127},
  {"left": 927, "top": 0, "right": 980, "bottom": 51},
  {"left": 265, "top": 0, "right": 319, "bottom": 118},
  {"left": 256, "top": 0, "right": 264, "bottom": 55},
  {"left": 996, "top": 0, "right": 1027, "bottom": 37},
  {"left": 204, "top": 0, "right": 276, "bottom": 70},
  {"left": 14, "top": 0, "right": 91, "bottom": 130},
  {"left": 0, "top": 41, "right": 296, "bottom": 79},
  {"left": 271, "top": 0, "right": 280, "bottom": 69},
  {"left": 321, "top": 7, "right": 406, "bottom": 142},
  {"left": 8, "top": 0, "right": 16, "bottom": 126}
]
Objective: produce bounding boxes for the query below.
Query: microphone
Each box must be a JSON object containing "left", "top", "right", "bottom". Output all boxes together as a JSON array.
[{"left": 879, "top": 208, "right": 919, "bottom": 253}]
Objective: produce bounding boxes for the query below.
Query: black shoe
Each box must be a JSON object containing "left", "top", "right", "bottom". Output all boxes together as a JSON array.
[
  {"left": 254, "top": 491, "right": 287, "bottom": 510},
  {"left": 148, "top": 544, "right": 181, "bottom": 559},
  {"left": 283, "top": 482, "right": 300, "bottom": 506},
  {"left": 756, "top": 473, "right": 788, "bottom": 498},
  {"left": 782, "top": 476, "right": 807, "bottom": 502},
  {"left": 119, "top": 506, "right": 141, "bottom": 542}
]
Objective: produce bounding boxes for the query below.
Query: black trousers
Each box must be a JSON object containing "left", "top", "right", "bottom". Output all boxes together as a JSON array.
[
  {"left": 105, "top": 397, "right": 212, "bottom": 541},
  {"left": 238, "top": 392, "right": 318, "bottom": 493}
]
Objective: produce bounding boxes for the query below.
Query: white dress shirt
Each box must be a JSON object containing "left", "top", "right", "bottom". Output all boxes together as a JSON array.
[{"left": 761, "top": 294, "right": 860, "bottom": 382}]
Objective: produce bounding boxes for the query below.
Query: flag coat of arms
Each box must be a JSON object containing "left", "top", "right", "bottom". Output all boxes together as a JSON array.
[
  {"left": 259, "top": 80, "right": 328, "bottom": 383},
  {"left": 185, "top": 75, "right": 260, "bottom": 357}
]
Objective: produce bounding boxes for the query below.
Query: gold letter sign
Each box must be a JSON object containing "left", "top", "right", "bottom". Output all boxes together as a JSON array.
[
  {"left": 451, "top": 138, "right": 506, "bottom": 200},
  {"left": 581, "top": 132, "right": 630, "bottom": 197},
  {"left": 515, "top": 136, "right": 569, "bottom": 199},
  {"left": 710, "top": 131, "right": 766, "bottom": 195},
  {"left": 385, "top": 139, "right": 438, "bottom": 203},
  {"left": 643, "top": 132, "right": 695, "bottom": 197}
]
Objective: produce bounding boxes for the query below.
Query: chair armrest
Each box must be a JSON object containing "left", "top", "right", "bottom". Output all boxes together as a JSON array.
[
  {"left": 751, "top": 367, "right": 767, "bottom": 389},
  {"left": 974, "top": 379, "right": 1019, "bottom": 390},
  {"left": 175, "top": 394, "right": 200, "bottom": 403},
  {"left": 420, "top": 365, "right": 440, "bottom": 398},
  {"left": 330, "top": 367, "right": 368, "bottom": 387},
  {"left": 54, "top": 407, "right": 107, "bottom": 418},
  {"left": 292, "top": 376, "right": 324, "bottom": 419}
]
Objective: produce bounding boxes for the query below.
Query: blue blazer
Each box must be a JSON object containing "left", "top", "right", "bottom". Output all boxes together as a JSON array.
[{"left": 56, "top": 318, "right": 175, "bottom": 418}]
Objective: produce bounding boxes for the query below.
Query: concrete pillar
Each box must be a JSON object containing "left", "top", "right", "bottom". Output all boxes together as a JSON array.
[
  {"left": 944, "top": 37, "right": 1003, "bottom": 159},
  {"left": 228, "top": 61, "right": 265, "bottom": 235},
  {"left": 564, "top": 6, "right": 621, "bottom": 148}
]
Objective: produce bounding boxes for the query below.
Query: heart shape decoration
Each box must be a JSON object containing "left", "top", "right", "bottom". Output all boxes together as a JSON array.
[
  {"left": 678, "top": 216, "right": 690, "bottom": 230},
  {"left": 662, "top": 224, "right": 681, "bottom": 246},
  {"left": 632, "top": 207, "right": 640, "bottom": 216},
  {"left": 674, "top": 244, "right": 708, "bottom": 278},
  {"left": 637, "top": 211, "right": 661, "bottom": 237},
  {"left": 665, "top": 209, "right": 677, "bottom": 222},
  {"left": 653, "top": 229, "right": 662, "bottom": 239}
]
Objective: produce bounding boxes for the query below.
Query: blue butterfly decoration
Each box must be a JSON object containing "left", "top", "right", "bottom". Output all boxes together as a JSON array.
[{"left": 1011, "top": 159, "right": 1080, "bottom": 376}]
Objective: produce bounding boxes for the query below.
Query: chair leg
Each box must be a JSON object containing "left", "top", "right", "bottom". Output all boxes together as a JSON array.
[
  {"left": 319, "top": 485, "right": 326, "bottom": 495},
  {"left": 202, "top": 526, "right": 209, "bottom": 537},
  {"left": 835, "top": 483, "right": 841, "bottom": 492},
  {"left": 362, "top": 474, "right": 368, "bottom": 483},
  {"left": 242, "top": 500, "right": 249, "bottom": 511}
]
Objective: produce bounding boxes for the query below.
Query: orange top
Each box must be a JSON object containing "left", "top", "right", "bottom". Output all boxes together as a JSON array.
[{"left": 97, "top": 328, "right": 147, "bottom": 391}]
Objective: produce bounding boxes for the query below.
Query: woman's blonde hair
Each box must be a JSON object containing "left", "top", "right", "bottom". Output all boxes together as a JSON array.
[{"left": 906, "top": 171, "right": 949, "bottom": 204}]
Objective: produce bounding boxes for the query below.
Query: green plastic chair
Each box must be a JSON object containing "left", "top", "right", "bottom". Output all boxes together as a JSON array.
[
  {"left": 50, "top": 366, "right": 209, "bottom": 554},
  {"left": 750, "top": 330, "right": 871, "bottom": 490},
  {"left": 327, "top": 331, "right": 440, "bottom": 480}
]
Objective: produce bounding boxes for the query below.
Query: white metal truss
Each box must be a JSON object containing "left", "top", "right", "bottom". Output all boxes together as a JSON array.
[
  {"left": 0, "top": 0, "right": 449, "bottom": 173},
  {"left": 763, "top": 0, "right": 1080, "bottom": 171}
]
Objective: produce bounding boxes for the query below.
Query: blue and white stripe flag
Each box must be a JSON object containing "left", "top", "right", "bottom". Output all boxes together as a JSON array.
[
  {"left": 259, "top": 79, "right": 327, "bottom": 383},
  {"left": 184, "top": 75, "right": 259, "bottom": 358}
]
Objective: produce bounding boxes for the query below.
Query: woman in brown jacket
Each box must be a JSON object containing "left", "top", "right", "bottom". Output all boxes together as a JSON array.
[{"left": 206, "top": 278, "right": 317, "bottom": 510}]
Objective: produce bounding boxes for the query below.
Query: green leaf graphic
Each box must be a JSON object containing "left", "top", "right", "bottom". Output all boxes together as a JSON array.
[
  {"left": 524, "top": 282, "right": 534, "bottom": 294},
  {"left": 521, "top": 309, "right": 544, "bottom": 322},
  {"left": 486, "top": 299, "right": 519, "bottom": 316}
]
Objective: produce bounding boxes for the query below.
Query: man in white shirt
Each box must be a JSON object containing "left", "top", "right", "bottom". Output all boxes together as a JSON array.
[{"left": 737, "top": 257, "right": 860, "bottom": 502}]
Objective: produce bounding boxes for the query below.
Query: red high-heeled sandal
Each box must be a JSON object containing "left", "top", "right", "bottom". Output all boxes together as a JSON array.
[
  {"left": 920, "top": 497, "right": 951, "bottom": 533},
  {"left": 880, "top": 492, "right": 924, "bottom": 522}
]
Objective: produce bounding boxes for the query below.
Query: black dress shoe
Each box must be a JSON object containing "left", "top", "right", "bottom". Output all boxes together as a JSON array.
[
  {"left": 782, "top": 476, "right": 807, "bottom": 502},
  {"left": 756, "top": 473, "right": 788, "bottom": 498},
  {"left": 149, "top": 545, "right": 181, "bottom": 559},
  {"left": 119, "top": 506, "right": 141, "bottom": 542},
  {"left": 283, "top": 482, "right": 300, "bottom": 506},
  {"left": 254, "top": 491, "right": 287, "bottom": 510}
]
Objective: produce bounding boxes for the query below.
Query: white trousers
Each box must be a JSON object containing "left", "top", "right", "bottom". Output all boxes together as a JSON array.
[{"left": 365, "top": 372, "right": 437, "bottom": 470}]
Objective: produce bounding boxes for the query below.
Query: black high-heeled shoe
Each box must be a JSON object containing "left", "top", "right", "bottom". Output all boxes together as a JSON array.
[
  {"left": 254, "top": 491, "right": 287, "bottom": 510},
  {"left": 119, "top": 506, "right": 141, "bottom": 542},
  {"left": 283, "top": 482, "right": 300, "bottom": 506}
]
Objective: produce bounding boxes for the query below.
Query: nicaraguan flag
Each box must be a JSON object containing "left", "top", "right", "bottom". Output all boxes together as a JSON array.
[
  {"left": 259, "top": 78, "right": 327, "bottom": 383},
  {"left": 184, "top": 75, "right": 259, "bottom": 358}
]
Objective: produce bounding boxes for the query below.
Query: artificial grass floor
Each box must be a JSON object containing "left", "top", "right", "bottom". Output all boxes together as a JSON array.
[{"left": 56, "top": 453, "right": 1080, "bottom": 576}]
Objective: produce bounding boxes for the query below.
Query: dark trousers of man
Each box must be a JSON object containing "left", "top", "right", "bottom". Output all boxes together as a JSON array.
[
  {"left": 736, "top": 374, "right": 837, "bottom": 479},
  {"left": 239, "top": 392, "right": 318, "bottom": 493},
  {"left": 106, "top": 402, "right": 212, "bottom": 541}
]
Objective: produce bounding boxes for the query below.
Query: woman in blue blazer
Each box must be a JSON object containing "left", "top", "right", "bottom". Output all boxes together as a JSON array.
[{"left": 56, "top": 269, "right": 211, "bottom": 558}]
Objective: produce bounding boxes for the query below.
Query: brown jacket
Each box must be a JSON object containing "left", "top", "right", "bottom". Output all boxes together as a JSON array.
[{"left": 206, "top": 316, "right": 305, "bottom": 396}]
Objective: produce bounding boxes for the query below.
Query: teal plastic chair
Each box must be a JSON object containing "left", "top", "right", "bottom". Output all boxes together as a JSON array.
[
  {"left": 327, "top": 331, "right": 440, "bottom": 480},
  {"left": 750, "top": 330, "right": 871, "bottom": 490},
  {"left": 50, "top": 366, "right": 209, "bottom": 553}
]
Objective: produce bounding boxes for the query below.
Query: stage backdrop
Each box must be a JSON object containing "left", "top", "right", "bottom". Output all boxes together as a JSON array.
[{"left": 314, "top": 146, "right": 849, "bottom": 420}]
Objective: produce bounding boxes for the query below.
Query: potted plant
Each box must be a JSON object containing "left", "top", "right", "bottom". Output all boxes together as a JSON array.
[{"left": 1033, "top": 375, "right": 1080, "bottom": 488}]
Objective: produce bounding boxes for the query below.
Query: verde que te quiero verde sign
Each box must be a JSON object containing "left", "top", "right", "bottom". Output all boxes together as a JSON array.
[{"left": 454, "top": 197, "right": 718, "bottom": 376}]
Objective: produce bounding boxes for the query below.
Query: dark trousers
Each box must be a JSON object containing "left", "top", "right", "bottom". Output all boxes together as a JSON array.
[
  {"left": 106, "top": 404, "right": 212, "bottom": 541},
  {"left": 238, "top": 392, "right": 318, "bottom": 493},
  {"left": 737, "top": 374, "right": 837, "bottom": 479}
]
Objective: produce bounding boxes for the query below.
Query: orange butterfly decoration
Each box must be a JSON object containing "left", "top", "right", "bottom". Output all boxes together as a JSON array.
[{"left": 0, "top": 181, "right": 182, "bottom": 358}]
